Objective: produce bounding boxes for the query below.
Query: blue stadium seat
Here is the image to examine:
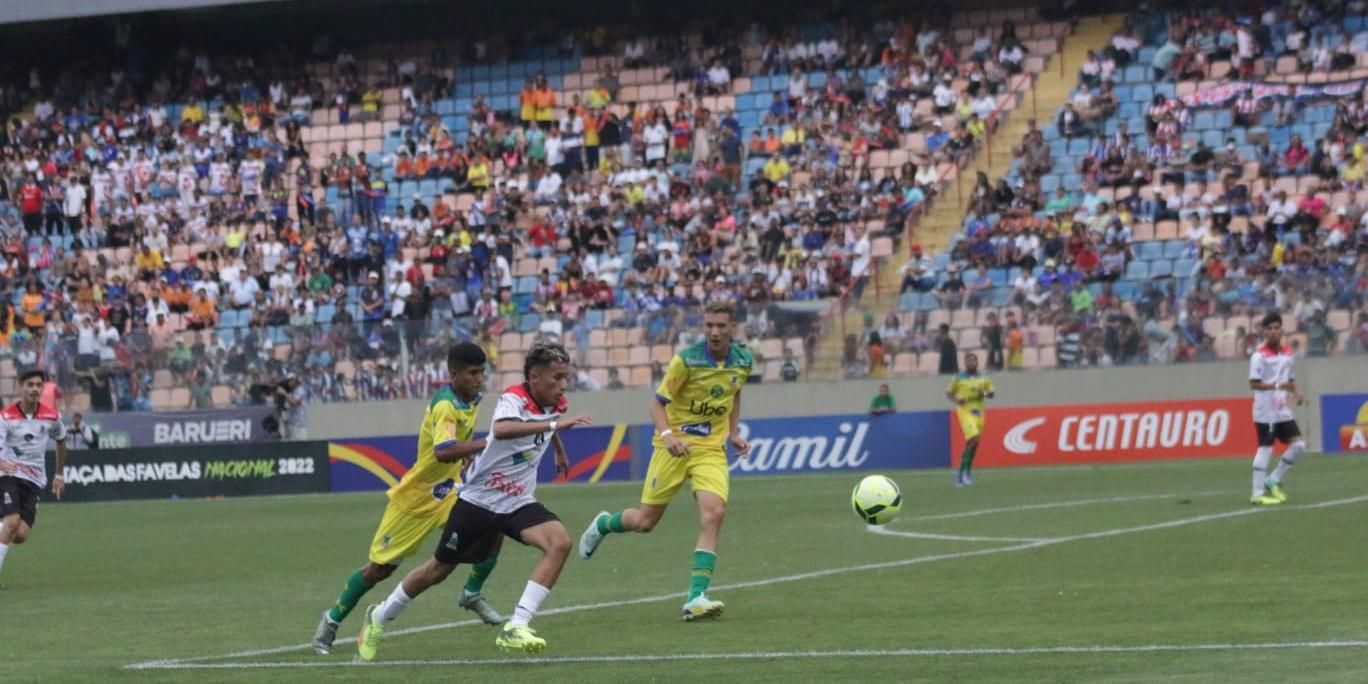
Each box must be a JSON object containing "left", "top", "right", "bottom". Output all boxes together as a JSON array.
[
  {"left": 1149, "top": 259, "right": 1173, "bottom": 278},
  {"left": 1125, "top": 261, "right": 1149, "bottom": 280},
  {"left": 1137, "top": 242, "right": 1162, "bottom": 260}
]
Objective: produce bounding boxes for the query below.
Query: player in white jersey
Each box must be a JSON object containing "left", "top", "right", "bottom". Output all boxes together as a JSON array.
[
  {"left": 0, "top": 370, "right": 69, "bottom": 584},
  {"left": 208, "top": 160, "right": 231, "bottom": 195},
  {"left": 1247, "top": 312, "right": 1307, "bottom": 506},
  {"left": 359, "top": 344, "right": 591, "bottom": 659}
]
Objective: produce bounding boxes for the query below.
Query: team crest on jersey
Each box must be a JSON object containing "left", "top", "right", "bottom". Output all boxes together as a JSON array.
[
  {"left": 709, "top": 384, "right": 724, "bottom": 399},
  {"left": 380, "top": 534, "right": 391, "bottom": 548}
]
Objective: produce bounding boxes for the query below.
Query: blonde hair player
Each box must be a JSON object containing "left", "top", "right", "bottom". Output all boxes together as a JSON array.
[{"left": 577, "top": 301, "right": 752, "bottom": 621}]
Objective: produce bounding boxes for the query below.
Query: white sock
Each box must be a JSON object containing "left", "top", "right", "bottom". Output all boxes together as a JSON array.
[
  {"left": 507, "top": 580, "right": 551, "bottom": 628},
  {"left": 1271, "top": 441, "right": 1305, "bottom": 484},
  {"left": 0, "top": 542, "right": 8, "bottom": 575},
  {"left": 375, "top": 584, "right": 413, "bottom": 626},
  {"left": 1252, "top": 446, "right": 1273, "bottom": 497}
]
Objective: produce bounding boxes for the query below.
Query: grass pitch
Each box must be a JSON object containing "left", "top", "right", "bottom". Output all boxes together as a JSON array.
[{"left": 5, "top": 456, "right": 1367, "bottom": 683}]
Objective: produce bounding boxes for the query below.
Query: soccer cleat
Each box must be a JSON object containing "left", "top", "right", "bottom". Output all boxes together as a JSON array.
[
  {"left": 458, "top": 590, "right": 506, "bottom": 625},
  {"left": 1266, "top": 482, "right": 1287, "bottom": 503},
  {"left": 496, "top": 624, "right": 547, "bottom": 653},
  {"left": 681, "top": 594, "right": 725, "bottom": 621},
  {"left": 1250, "top": 494, "right": 1283, "bottom": 506},
  {"left": 312, "top": 611, "right": 339, "bottom": 655},
  {"left": 357, "top": 604, "right": 384, "bottom": 661},
  {"left": 578, "top": 511, "right": 610, "bottom": 559},
  {"left": 962, "top": 472, "right": 974, "bottom": 487},
  {"left": 953, "top": 472, "right": 965, "bottom": 487}
]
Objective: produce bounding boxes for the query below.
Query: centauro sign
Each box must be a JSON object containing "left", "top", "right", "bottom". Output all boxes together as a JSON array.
[{"left": 48, "top": 443, "right": 330, "bottom": 502}]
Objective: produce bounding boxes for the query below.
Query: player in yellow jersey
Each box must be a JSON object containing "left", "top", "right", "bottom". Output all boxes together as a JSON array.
[
  {"left": 947, "top": 351, "right": 995, "bottom": 487},
  {"left": 577, "top": 301, "right": 751, "bottom": 621},
  {"left": 312, "top": 342, "right": 503, "bottom": 654}
]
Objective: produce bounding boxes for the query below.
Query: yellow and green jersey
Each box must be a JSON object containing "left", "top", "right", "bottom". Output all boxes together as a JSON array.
[
  {"left": 654, "top": 342, "right": 752, "bottom": 452},
  {"left": 947, "top": 372, "right": 995, "bottom": 414},
  {"left": 387, "top": 386, "right": 481, "bottom": 516}
]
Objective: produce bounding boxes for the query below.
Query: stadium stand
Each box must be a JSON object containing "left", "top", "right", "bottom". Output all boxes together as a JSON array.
[
  {"left": 0, "top": 3, "right": 1076, "bottom": 409},
  {"left": 860, "top": 4, "right": 1366, "bottom": 378}
]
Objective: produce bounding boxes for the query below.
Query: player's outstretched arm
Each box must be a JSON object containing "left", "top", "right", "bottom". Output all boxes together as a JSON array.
[
  {"left": 52, "top": 439, "right": 67, "bottom": 499},
  {"left": 729, "top": 393, "right": 749, "bottom": 458},
  {"left": 492, "top": 415, "right": 592, "bottom": 440},
  {"left": 433, "top": 438, "right": 487, "bottom": 464}
]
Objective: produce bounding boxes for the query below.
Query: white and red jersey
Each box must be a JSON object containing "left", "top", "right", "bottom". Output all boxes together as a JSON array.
[
  {"left": 0, "top": 402, "right": 66, "bottom": 488},
  {"left": 91, "top": 169, "right": 114, "bottom": 210},
  {"left": 133, "top": 159, "right": 155, "bottom": 194},
  {"left": 459, "top": 384, "right": 566, "bottom": 514},
  {"left": 178, "top": 166, "right": 198, "bottom": 198},
  {"left": 1249, "top": 343, "right": 1295, "bottom": 424},
  {"left": 239, "top": 159, "right": 263, "bottom": 198},
  {"left": 208, "top": 162, "right": 231, "bottom": 195}
]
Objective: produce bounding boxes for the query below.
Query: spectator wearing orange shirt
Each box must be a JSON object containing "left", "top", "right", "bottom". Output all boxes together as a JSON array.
[
  {"left": 519, "top": 78, "right": 537, "bottom": 127},
  {"left": 414, "top": 152, "right": 432, "bottom": 178},
  {"left": 394, "top": 150, "right": 415, "bottom": 179},
  {"left": 187, "top": 289, "right": 218, "bottom": 330},
  {"left": 531, "top": 74, "right": 557, "bottom": 128},
  {"left": 20, "top": 282, "right": 45, "bottom": 333}
]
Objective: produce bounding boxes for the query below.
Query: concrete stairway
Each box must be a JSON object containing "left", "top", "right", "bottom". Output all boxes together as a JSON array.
[{"left": 808, "top": 14, "right": 1126, "bottom": 380}]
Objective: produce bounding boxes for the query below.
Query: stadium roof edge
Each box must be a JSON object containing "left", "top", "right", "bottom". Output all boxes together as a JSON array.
[{"left": 0, "top": 0, "right": 296, "bottom": 26}]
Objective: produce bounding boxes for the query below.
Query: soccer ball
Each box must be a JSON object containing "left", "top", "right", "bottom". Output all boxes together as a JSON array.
[{"left": 852, "top": 475, "right": 902, "bottom": 525}]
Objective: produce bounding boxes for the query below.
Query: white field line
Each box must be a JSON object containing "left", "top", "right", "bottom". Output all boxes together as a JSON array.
[
  {"left": 124, "top": 492, "right": 1368, "bottom": 670},
  {"left": 904, "top": 491, "right": 1224, "bottom": 522},
  {"left": 866, "top": 527, "right": 1051, "bottom": 543},
  {"left": 125, "top": 641, "right": 1368, "bottom": 670}
]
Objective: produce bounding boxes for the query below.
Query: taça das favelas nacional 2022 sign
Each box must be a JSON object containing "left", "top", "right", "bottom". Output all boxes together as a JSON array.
[
  {"left": 46, "top": 442, "right": 330, "bottom": 502},
  {"left": 953, "top": 396, "right": 1272, "bottom": 468},
  {"left": 1320, "top": 393, "right": 1368, "bottom": 453}
]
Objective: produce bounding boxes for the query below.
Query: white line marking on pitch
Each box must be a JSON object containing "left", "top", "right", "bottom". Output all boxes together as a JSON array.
[
  {"left": 866, "top": 527, "right": 1051, "bottom": 543},
  {"left": 904, "top": 491, "right": 1226, "bottom": 522},
  {"left": 124, "top": 493, "right": 1368, "bottom": 670},
  {"left": 125, "top": 641, "right": 1368, "bottom": 670}
]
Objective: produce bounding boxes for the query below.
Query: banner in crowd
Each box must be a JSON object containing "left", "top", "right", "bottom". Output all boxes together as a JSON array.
[
  {"left": 1180, "top": 78, "right": 1367, "bottom": 109},
  {"left": 327, "top": 423, "right": 634, "bottom": 493},
  {"left": 81, "top": 407, "right": 279, "bottom": 449},
  {"left": 1319, "top": 393, "right": 1368, "bottom": 453},
  {"left": 955, "top": 397, "right": 1262, "bottom": 468},
  {"left": 691, "top": 410, "right": 951, "bottom": 476},
  {"left": 49, "top": 442, "right": 330, "bottom": 502}
]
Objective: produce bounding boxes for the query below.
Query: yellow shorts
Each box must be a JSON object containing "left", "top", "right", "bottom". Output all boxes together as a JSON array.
[
  {"left": 641, "top": 447, "right": 730, "bottom": 505},
  {"left": 367, "top": 503, "right": 447, "bottom": 566},
  {"left": 957, "top": 407, "right": 985, "bottom": 441}
]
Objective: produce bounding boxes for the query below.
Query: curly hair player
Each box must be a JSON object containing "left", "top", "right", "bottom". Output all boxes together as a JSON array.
[{"left": 357, "top": 343, "right": 591, "bottom": 658}]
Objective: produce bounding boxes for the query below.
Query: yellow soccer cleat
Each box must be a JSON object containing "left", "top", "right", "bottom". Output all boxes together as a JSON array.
[
  {"left": 681, "top": 595, "right": 725, "bottom": 621},
  {"left": 357, "top": 604, "right": 384, "bottom": 662},
  {"left": 1266, "top": 483, "right": 1288, "bottom": 503},
  {"left": 496, "top": 624, "right": 547, "bottom": 653},
  {"left": 1250, "top": 494, "right": 1283, "bottom": 506}
]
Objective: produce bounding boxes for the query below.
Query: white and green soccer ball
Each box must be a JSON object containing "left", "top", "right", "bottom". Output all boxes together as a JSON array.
[{"left": 852, "top": 474, "right": 902, "bottom": 525}]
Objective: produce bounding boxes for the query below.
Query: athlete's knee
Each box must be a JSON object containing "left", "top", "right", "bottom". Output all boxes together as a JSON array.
[
  {"left": 699, "top": 500, "right": 727, "bottom": 530},
  {"left": 544, "top": 529, "right": 573, "bottom": 559},
  {"left": 361, "top": 563, "right": 397, "bottom": 583},
  {"left": 10, "top": 527, "right": 29, "bottom": 544}
]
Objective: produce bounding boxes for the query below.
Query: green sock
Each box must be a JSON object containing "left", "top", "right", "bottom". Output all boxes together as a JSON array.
[
  {"left": 327, "top": 569, "right": 375, "bottom": 623},
  {"left": 958, "top": 443, "right": 978, "bottom": 475},
  {"left": 687, "top": 549, "right": 717, "bottom": 601},
  {"left": 596, "top": 511, "right": 627, "bottom": 534},
  {"left": 463, "top": 554, "right": 498, "bottom": 594}
]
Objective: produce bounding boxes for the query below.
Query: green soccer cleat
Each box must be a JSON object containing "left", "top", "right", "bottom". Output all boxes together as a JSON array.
[
  {"left": 496, "top": 624, "right": 547, "bottom": 653},
  {"left": 357, "top": 604, "right": 384, "bottom": 661},
  {"left": 578, "top": 511, "right": 610, "bottom": 559},
  {"left": 681, "top": 594, "right": 725, "bottom": 621},
  {"left": 1266, "top": 482, "right": 1288, "bottom": 503},
  {"left": 1250, "top": 494, "right": 1283, "bottom": 506},
  {"left": 458, "top": 589, "right": 506, "bottom": 625}
]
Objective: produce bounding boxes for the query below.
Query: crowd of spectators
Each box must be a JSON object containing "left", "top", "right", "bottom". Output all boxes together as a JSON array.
[{"left": 0, "top": 8, "right": 1061, "bottom": 409}]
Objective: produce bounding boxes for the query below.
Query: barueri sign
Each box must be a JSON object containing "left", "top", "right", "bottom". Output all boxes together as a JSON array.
[{"left": 955, "top": 397, "right": 1265, "bottom": 468}]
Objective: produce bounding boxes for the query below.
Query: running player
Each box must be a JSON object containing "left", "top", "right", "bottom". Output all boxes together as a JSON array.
[
  {"left": 358, "top": 344, "right": 590, "bottom": 659},
  {"left": 0, "top": 370, "right": 68, "bottom": 585},
  {"left": 1248, "top": 312, "right": 1306, "bottom": 506},
  {"left": 947, "top": 351, "right": 995, "bottom": 487},
  {"left": 312, "top": 342, "right": 503, "bottom": 655},
  {"left": 577, "top": 301, "right": 751, "bottom": 621}
]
